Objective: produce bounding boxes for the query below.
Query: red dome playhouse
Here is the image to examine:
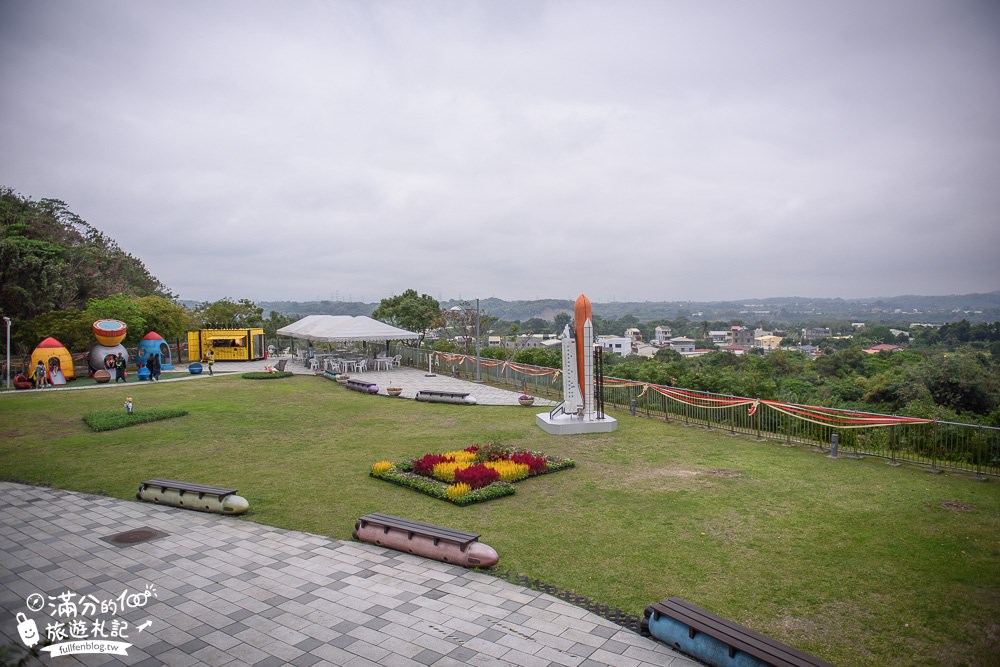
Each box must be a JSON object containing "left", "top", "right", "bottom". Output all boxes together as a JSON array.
[{"left": 30, "top": 337, "right": 75, "bottom": 386}]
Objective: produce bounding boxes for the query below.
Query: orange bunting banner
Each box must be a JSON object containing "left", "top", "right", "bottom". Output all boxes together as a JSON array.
[
  {"left": 759, "top": 400, "right": 933, "bottom": 429},
  {"left": 603, "top": 379, "right": 930, "bottom": 429}
]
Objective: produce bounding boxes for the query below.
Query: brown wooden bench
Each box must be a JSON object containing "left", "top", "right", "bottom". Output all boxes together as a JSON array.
[
  {"left": 414, "top": 390, "right": 477, "bottom": 405},
  {"left": 354, "top": 513, "right": 480, "bottom": 549},
  {"left": 346, "top": 378, "right": 379, "bottom": 394},
  {"left": 137, "top": 478, "right": 239, "bottom": 501},
  {"left": 136, "top": 478, "right": 249, "bottom": 514},
  {"left": 643, "top": 597, "right": 834, "bottom": 667}
]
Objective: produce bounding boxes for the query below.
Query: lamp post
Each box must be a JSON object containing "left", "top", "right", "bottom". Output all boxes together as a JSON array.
[{"left": 3, "top": 316, "right": 10, "bottom": 391}]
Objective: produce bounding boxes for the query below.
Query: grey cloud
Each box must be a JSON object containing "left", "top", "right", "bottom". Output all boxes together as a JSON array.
[{"left": 1, "top": 0, "right": 997, "bottom": 304}]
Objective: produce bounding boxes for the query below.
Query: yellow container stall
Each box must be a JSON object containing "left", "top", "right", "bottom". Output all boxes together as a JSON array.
[{"left": 187, "top": 328, "right": 266, "bottom": 362}]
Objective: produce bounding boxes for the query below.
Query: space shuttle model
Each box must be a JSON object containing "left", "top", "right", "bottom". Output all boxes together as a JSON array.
[{"left": 536, "top": 294, "right": 617, "bottom": 434}]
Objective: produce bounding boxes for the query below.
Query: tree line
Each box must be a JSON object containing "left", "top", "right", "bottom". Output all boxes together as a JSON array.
[{"left": 3, "top": 192, "right": 996, "bottom": 427}]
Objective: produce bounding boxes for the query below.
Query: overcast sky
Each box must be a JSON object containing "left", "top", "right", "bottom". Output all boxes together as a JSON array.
[{"left": 2, "top": 1, "right": 998, "bottom": 305}]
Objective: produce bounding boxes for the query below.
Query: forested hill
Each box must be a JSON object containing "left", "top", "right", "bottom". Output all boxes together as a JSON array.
[
  {"left": 0, "top": 188, "right": 171, "bottom": 323},
  {"left": 259, "top": 293, "right": 1000, "bottom": 325}
]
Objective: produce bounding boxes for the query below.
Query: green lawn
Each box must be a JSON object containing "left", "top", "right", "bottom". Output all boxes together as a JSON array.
[{"left": 1, "top": 375, "right": 998, "bottom": 667}]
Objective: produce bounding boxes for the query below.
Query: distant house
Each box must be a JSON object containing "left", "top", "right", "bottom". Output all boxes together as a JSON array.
[
  {"left": 514, "top": 334, "right": 556, "bottom": 349},
  {"left": 634, "top": 343, "right": 659, "bottom": 359},
  {"left": 755, "top": 334, "right": 783, "bottom": 350},
  {"left": 597, "top": 335, "right": 632, "bottom": 356},
  {"left": 708, "top": 330, "right": 730, "bottom": 345},
  {"left": 732, "top": 326, "right": 755, "bottom": 347},
  {"left": 722, "top": 344, "right": 749, "bottom": 355},
  {"left": 654, "top": 325, "right": 672, "bottom": 344},
  {"left": 625, "top": 327, "right": 643, "bottom": 343},
  {"left": 802, "top": 327, "right": 832, "bottom": 341},
  {"left": 669, "top": 336, "right": 696, "bottom": 354}
]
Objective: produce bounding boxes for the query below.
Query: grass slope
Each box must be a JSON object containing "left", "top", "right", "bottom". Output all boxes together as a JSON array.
[{"left": 1, "top": 376, "right": 997, "bottom": 666}]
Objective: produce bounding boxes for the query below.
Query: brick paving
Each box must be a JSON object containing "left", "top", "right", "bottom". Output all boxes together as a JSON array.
[{"left": 0, "top": 483, "right": 697, "bottom": 667}]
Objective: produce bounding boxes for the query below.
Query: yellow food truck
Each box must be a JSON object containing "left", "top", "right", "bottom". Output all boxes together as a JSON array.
[{"left": 187, "top": 328, "right": 266, "bottom": 362}]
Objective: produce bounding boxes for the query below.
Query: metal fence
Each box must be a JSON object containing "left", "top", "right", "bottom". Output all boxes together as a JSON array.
[{"left": 398, "top": 347, "right": 1000, "bottom": 478}]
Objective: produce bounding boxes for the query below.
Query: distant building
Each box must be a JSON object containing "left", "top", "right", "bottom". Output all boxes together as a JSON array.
[
  {"left": 669, "top": 336, "right": 696, "bottom": 354},
  {"left": 755, "top": 334, "right": 783, "bottom": 350},
  {"left": 634, "top": 343, "right": 659, "bottom": 359},
  {"left": 625, "top": 327, "right": 643, "bottom": 343},
  {"left": 513, "top": 334, "right": 556, "bottom": 349},
  {"left": 597, "top": 335, "right": 632, "bottom": 356},
  {"left": 654, "top": 326, "right": 672, "bottom": 344},
  {"left": 802, "top": 327, "right": 832, "bottom": 341},
  {"left": 708, "top": 330, "right": 730, "bottom": 345},
  {"left": 732, "top": 326, "right": 755, "bottom": 347}
]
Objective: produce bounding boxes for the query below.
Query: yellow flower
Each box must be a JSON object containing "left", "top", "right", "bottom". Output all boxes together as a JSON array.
[
  {"left": 371, "top": 460, "right": 394, "bottom": 476},
  {"left": 445, "top": 483, "right": 472, "bottom": 501},
  {"left": 432, "top": 461, "right": 464, "bottom": 482},
  {"left": 442, "top": 450, "right": 477, "bottom": 464},
  {"left": 484, "top": 460, "right": 530, "bottom": 483}
]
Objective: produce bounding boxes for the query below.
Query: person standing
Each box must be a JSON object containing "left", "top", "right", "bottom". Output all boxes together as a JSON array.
[
  {"left": 206, "top": 349, "right": 215, "bottom": 376},
  {"left": 34, "top": 360, "right": 48, "bottom": 388},
  {"left": 148, "top": 354, "right": 161, "bottom": 382},
  {"left": 114, "top": 353, "right": 127, "bottom": 383}
]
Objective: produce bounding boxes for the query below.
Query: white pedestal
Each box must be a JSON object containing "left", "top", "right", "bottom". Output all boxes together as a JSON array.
[{"left": 535, "top": 412, "right": 618, "bottom": 435}]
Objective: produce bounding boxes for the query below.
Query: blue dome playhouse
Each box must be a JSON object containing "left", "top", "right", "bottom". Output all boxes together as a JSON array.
[{"left": 137, "top": 331, "right": 173, "bottom": 370}]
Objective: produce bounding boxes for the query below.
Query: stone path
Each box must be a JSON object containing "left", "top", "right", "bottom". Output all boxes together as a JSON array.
[{"left": 0, "top": 482, "right": 697, "bottom": 666}]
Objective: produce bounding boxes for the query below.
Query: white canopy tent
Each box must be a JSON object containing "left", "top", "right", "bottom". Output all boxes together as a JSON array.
[{"left": 276, "top": 315, "right": 420, "bottom": 343}]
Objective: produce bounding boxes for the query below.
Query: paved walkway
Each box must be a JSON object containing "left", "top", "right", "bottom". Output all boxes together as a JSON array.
[
  {"left": 240, "top": 357, "right": 559, "bottom": 406},
  {"left": 9, "top": 357, "right": 558, "bottom": 408},
  {"left": 0, "top": 482, "right": 696, "bottom": 666},
  {"left": 9, "top": 358, "right": 557, "bottom": 408}
]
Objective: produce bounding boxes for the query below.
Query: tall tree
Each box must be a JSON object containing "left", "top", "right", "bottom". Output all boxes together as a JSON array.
[
  {"left": 372, "top": 289, "right": 442, "bottom": 344},
  {"left": 193, "top": 298, "right": 264, "bottom": 328},
  {"left": 135, "top": 295, "right": 190, "bottom": 340},
  {"left": 0, "top": 187, "right": 171, "bottom": 325}
]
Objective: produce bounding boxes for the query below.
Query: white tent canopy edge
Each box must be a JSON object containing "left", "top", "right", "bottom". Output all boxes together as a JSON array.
[{"left": 276, "top": 315, "right": 420, "bottom": 343}]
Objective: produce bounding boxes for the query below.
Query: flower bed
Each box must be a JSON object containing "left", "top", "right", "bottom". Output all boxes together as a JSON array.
[{"left": 370, "top": 442, "right": 574, "bottom": 505}]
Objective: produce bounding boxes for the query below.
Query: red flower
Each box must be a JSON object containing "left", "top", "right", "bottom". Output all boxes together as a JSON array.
[
  {"left": 413, "top": 453, "right": 453, "bottom": 476},
  {"left": 454, "top": 464, "right": 500, "bottom": 489},
  {"left": 510, "top": 451, "right": 548, "bottom": 475}
]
